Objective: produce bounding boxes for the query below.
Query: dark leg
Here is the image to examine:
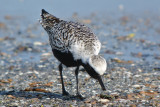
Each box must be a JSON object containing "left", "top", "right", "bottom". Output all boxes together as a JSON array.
[
  {"left": 75, "top": 66, "right": 84, "bottom": 99},
  {"left": 59, "top": 63, "right": 69, "bottom": 96}
]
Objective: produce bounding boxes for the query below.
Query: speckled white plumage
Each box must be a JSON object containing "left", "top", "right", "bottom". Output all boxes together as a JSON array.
[{"left": 70, "top": 37, "right": 101, "bottom": 63}]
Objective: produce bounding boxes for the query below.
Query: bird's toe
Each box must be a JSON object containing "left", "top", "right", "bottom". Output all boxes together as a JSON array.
[
  {"left": 76, "top": 93, "right": 85, "bottom": 100},
  {"left": 62, "top": 90, "right": 70, "bottom": 96}
]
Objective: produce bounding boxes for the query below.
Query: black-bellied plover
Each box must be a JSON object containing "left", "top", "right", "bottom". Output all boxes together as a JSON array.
[{"left": 40, "top": 9, "right": 107, "bottom": 98}]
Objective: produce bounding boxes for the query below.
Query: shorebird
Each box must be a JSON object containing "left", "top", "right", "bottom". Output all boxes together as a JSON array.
[{"left": 40, "top": 9, "right": 107, "bottom": 98}]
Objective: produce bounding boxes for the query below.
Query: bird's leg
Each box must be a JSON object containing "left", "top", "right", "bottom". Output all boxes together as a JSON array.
[
  {"left": 59, "top": 63, "right": 69, "bottom": 96},
  {"left": 75, "top": 66, "right": 84, "bottom": 99}
]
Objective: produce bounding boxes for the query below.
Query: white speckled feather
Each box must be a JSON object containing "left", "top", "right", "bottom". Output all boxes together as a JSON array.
[{"left": 70, "top": 39, "right": 101, "bottom": 63}]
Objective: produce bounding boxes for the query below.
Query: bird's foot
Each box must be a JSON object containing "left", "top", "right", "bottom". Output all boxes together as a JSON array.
[
  {"left": 62, "top": 90, "right": 70, "bottom": 96},
  {"left": 76, "top": 93, "right": 85, "bottom": 100}
]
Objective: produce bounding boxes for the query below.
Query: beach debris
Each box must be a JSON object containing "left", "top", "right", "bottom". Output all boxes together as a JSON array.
[
  {"left": 111, "top": 58, "right": 133, "bottom": 64},
  {"left": 117, "top": 33, "right": 135, "bottom": 41}
]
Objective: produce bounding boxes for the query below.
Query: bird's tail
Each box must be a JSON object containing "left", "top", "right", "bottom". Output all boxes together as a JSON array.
[
  {"left": 41, "top": 9, "right": 60, "bottom": 24},
  {"left": 40, "top": 9, "right": 60, "bottom": 30}
]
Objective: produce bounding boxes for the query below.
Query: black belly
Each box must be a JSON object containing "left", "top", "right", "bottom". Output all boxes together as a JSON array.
[{"left": 52, "top": 49, "right": 81, "bottom": 67}]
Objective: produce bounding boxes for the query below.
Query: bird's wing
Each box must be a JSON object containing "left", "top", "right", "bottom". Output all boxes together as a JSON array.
[
  {"left": 67, "top": 22, "right": 101, "bottom": 63},
  {"left": 47, "top": 20, "right": 101, "bottom": 63}
]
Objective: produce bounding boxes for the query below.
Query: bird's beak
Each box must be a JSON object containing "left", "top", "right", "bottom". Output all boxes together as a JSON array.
[{"left": 97, "top": 75, "right": 106, "bottom": 90}]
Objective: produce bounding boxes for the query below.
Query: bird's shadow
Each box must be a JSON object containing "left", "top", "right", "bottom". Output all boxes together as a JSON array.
[{"left": 0, "top": 90, "right": 84, "bottom": 101}]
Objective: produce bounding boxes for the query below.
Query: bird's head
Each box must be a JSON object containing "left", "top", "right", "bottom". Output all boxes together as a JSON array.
[
  {"left": 39, "top": 9, "right": 60, "bottom": 33},
  {"left": 82, "top": 55, "right": 107, "bottom": 90}
]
